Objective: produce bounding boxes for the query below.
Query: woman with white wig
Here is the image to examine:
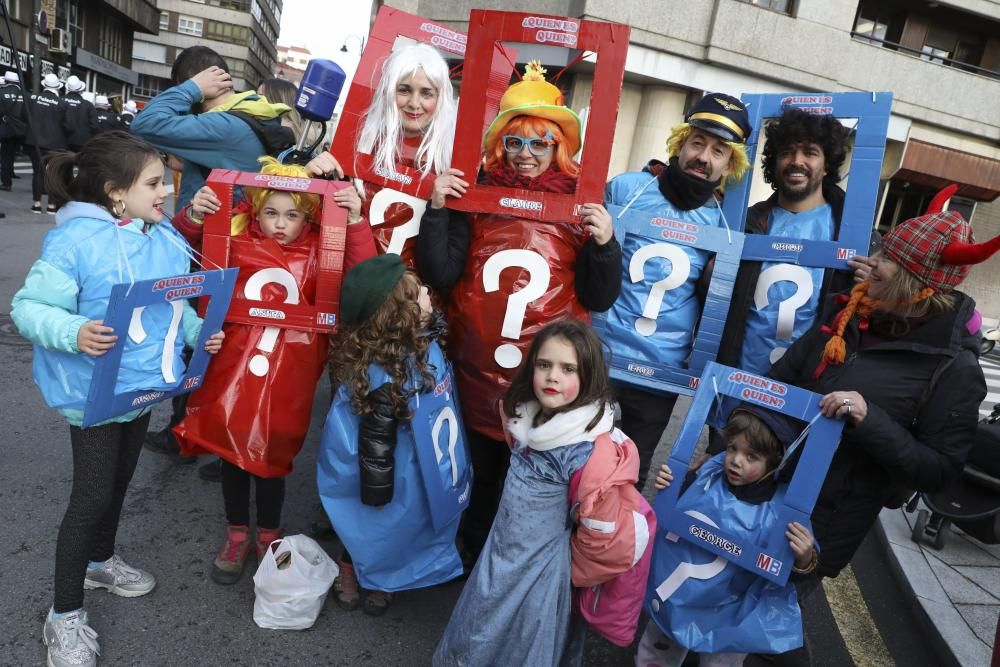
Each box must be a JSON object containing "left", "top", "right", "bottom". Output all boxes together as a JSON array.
[{"left": 308, "top": 42, "right": 457, "bottom": 267}]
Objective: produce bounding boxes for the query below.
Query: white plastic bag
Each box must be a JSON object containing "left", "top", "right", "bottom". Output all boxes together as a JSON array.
[{"left": 252, "top": 534, "right": 339, "bottom": 630}]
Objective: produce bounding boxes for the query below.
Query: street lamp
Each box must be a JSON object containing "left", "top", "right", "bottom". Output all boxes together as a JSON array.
[{"left": 340, "top": 34, "right": 365, "bottom": 54}]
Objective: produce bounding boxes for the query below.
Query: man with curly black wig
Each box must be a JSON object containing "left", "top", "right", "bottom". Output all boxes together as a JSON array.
[{"left": 716, "top": 107, "right": 877, "bottom": 376}]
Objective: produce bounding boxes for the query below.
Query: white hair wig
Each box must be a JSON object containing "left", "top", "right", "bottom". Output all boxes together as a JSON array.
[{"left": 356, "top": 43, "right": 456, "bottom": 184}]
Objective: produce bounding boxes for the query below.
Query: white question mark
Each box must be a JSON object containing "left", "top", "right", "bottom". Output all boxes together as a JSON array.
[
  {"left": 128, "top": 301, "right": 184, "bottom": 383},
  {"left": 754, "top": 264, "right": 813, "bottom": 364},
  {"left": 369, "top": 188, "right": 427, "bottom": 256},
  {"left": 483, "top": 249, "right": 551, "bottom": 369},
  {"left": 628, "top": 243, "right": 692, "bottom": 337},
  {"left": 653, "top": 510, "right": 727, "bottom": 605},
  {"left": 243, "top": 268, "right": 300, "bottom": 377},
  {"left": 431, "top": 405, "right": 460, "bottom": 486}
]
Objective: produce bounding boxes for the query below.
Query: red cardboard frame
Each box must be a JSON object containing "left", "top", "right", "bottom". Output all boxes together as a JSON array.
[
  {"left": 447, "top": 10, "right": 630, "bottom": 223},
  {"left": 200, "top": 169, "right": 348, "bottom": 333},
  {"left": 330, "top": 6, "right": 513, "bottom": 200}
]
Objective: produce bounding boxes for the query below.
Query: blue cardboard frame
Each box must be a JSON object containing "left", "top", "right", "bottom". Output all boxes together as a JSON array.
[
  {"left": 411, "top": 367, "right": 473, "bottom": 532},
  {"left": 721, "top": 92, "right": 892, "bottom": 269},
  {"left": 592, "top": 204, "right": 745, "bottom": 396},
  {"left": 652, "top": 362, "right": 843, "bottom": 586},
  {"left": 82, "top": 268, "right": 238, "bottom": 428}
]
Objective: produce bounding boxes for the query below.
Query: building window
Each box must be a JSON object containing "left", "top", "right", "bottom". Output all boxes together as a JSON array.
[
  {"left": 133, "top": 41, "right": 167, "bottom": 64},
  {"left": 920, "top": 25, "right": 986, "bottom": 73},
  {"left": 98, "top": 16, "right": 123, "bottom": 63},
  {"left": 159, "top": 11, "right": 169, "bottom": 31},
  {"left": 250, "top": 0, "right": 262, "bottom": 23},
  {"left": 734, "top": 0, "right": 794, "bottom": 14},
  {"left": 178, "top": 16, "right": 203, "bottom": 37},
  {"left": 134, "top": 74, "right": 169, "bottom": 99},
  {"left": 223, "top": 57, "right": 245, "bottom": 77},
  {"left": 205, "top": 20, "right": 249, "bottom": 46}
]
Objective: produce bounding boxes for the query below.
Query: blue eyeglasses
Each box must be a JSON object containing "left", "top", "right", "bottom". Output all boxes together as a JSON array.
[{"left": 502, "top": 132, "right": 557, "bottom": 156}]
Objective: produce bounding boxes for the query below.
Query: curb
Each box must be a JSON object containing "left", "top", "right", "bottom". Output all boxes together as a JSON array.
[{"left": 876, "top": 507, "right": 992, "bottom": 667}]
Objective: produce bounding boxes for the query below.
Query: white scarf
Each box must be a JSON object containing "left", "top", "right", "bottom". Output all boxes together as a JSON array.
[{"left": 507, "top": 401, "right": 615, "bottom": 452}]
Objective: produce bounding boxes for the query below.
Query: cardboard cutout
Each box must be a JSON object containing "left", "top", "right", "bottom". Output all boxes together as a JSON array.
[
  {"left": 200, "top": 169, "right": 348, "bottom": 333},
  {"left": 411, "top": 366, "right": 473, "bottom": 532},
  {"left": 447, "top": 10, "right": 629, "bottom": 222},
  {"left": 651, "top": 362, "right": 843, "bottom": 587},
  {"left": 82, "top": 268, "right": 238, "bottom": 428},
  {"left": 592, "top": 204, "right": 745, "bottom": 397},
  {"left": 721, "top": 92, "right": 892, "bottom": 268},
  {"left": 330, "top": 6, "right": 513, "bottom": 200}
]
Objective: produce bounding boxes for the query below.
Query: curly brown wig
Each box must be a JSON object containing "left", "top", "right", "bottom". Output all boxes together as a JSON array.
[
  {"left": 330, "top": 272, "right": 434, "bottom": 420},
  {"left": 761, "top": 108, "right": 850, "bottom": 190}
]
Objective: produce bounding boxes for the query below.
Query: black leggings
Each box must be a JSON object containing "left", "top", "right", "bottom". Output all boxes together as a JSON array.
[
  {"left": 28, "top": 147, "right": 52, "bottom": 202},
  {"left": 54, "top": 413, "right": 151, "bottom": 613},
  {"left": 220, "top": 460, "right": 285, "bottom": 529},
  {"left": 615, "top": 383, "right": 679, "bottom": 490}
]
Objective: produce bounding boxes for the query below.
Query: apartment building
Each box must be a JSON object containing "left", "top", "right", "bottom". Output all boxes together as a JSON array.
[
  {"left": 0, "top": 0, "right": 158, "bottom": 97},
  {"left": 388, "top": 0, "right": 1000, "bottom": 313},
  {"left": 131, "top": 0, "right": 281, "bottom": 101}
]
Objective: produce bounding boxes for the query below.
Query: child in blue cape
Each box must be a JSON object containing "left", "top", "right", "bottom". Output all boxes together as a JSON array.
[
  {"left": 317, "top": 253, "right": 463, "bottom": 617},
  {"left": 638, "top": 406, "right": 817, "bottom": 667},
  {"left": 11, "top": 131, "right": 224, "bottom": 667}
]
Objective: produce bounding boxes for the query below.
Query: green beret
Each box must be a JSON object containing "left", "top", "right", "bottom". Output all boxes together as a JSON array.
[{"left": 340, "top": 254, "right": 407, "bottom": 326}]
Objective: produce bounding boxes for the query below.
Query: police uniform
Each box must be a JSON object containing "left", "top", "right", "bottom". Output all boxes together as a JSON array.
[
  {"left": 0, "top": 73, "right": 26, "bottom": 190},
  {"left": 26, "top": 74, "right": 67, "bottom": 210}
]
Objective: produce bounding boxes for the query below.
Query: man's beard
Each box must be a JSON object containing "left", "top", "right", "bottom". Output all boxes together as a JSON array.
[{"left": 778, "top": 168, "right": 823, "bottom": 202}]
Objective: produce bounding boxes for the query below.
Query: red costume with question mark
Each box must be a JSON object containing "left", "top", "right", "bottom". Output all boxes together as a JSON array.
[
  {"left": 418, "top": 64, "right": 621, "bottom": 441},
  {"left": 362, "top": 136, "right": 429, "bottom": 269},
  {"left": 173, "top": 180, "right": 376, "bottom": 478}
]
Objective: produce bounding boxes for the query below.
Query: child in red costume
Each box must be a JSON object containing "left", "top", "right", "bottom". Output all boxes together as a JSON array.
[
  {"left": 416, "top": 62, "right": 623, "bottom": 564},
  {"left": 172, "top": 157, "right": 376, "bottom": 585}
]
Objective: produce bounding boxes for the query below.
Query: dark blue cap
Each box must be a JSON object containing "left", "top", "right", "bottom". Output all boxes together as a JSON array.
[
  {"left": 685, "top": 93, "right": 752, "bottom": 144},
  {"left": 732, "top": 404, "right": 803, "bottom": 450}
]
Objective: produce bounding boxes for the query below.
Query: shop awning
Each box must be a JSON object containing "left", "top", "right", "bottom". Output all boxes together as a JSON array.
[{"left": 894, "top": 140, "right": 1000, "bottom": 202}]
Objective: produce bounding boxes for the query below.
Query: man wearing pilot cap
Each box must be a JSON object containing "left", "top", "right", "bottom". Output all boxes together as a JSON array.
[{"left": 604, "top": 92, "right": 753, "bottom": 489}]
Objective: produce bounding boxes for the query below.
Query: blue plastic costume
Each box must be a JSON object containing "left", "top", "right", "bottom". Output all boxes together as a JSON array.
[
  {"left": 317, "top": 340, "right": 463, "bottom": 592},
  {"left": 646, "top": 454, "right": 803, "bottom": 654},
  {"left": 603, "top": 171, "right": 727, "bottom": 368},
  {"left": 434, "top": 403, "right": 614, "bottom": 667},
  {"left": 739, "top": 204, "right": 834, "bottom": 374},
  {"left": 11, "top": 202, "right": 202, "bottom": 427}
]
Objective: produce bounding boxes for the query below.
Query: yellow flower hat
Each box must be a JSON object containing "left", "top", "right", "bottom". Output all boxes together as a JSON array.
[{"left": 482, "top": 61, "right": 582, "bottom": 157}]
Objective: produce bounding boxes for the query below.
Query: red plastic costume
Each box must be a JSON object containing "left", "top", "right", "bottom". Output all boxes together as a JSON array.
[
  {"left": 448, "top": 215, "right": 589, "bottom": 441},
  {"left": 363, "top": 136, "right": 428, "bottom": 269},
  {"left": 174, "top": 217, "right": 376, "bottom": 478}
]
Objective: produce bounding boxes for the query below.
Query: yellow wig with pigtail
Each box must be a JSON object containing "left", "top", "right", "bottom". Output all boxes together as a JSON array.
[
  {"left": 665, "top": 123, "right": 751, "bottom": 190},
  {"left": 230, "top": 156, "right": 322, "bottom": 236}
]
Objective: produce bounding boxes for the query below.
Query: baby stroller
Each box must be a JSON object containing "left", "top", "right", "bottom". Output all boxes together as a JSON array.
[{"left": 906, "top": 403, "right": 1000, "bottom": 549}]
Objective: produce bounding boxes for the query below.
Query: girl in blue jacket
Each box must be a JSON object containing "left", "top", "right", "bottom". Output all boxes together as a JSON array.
[
  {"left": 318, "top": 254, "right": 464, "bottom": 617},
  {"left": 11, "top": 131, "right": 224, "bottom": 667}
]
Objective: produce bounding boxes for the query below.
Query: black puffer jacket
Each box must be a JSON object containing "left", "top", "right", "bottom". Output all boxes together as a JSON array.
[
  {"left": 358, "top": 383, "right": 398, "bottom": 507},
  {"left": 769, "top": 290, "right": 986, "bottom": 578}
]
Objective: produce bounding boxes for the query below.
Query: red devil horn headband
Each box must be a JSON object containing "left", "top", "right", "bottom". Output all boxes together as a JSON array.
[{"left": 932, "top": 183, "right": 1000, "bottom": 267}]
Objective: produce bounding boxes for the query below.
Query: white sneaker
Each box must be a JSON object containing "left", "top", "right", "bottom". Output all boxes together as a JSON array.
[
  {"left": 84, "top": 554, "right": 156, "bottom": 597},
  {"left": 42, "top": 608, "right": 99, "bottom": 667}
]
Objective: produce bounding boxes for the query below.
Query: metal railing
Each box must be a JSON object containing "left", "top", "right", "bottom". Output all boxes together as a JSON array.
[{"left": 850, "top": 31, "right": 1000, "bottom": 80}]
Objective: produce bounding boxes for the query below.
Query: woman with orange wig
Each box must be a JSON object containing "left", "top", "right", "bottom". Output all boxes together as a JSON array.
[{"left": 416, "top": 62, "right": 623, "bottom": 567}]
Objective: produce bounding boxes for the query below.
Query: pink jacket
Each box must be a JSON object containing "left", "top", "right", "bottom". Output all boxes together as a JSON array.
[{"left": 570, "top": 430, "right": 652, "bottom": 587}]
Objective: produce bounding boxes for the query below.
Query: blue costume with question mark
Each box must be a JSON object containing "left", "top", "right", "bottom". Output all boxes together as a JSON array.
[
  {"left": 739, "top": 205, "right": 834, "bottom": 374},
  {"left": 603, "top": 171, "right": 726, "bottom": 368},
  {"left": 317, "top": 340, "right": 465, "bottom": 591},
  {"left": 645, "top": 454, "right": 804, "bottom": 654}
]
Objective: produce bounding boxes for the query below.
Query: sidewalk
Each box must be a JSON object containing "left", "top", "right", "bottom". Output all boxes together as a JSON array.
[{"left": 879, "top": 503, "right": 999, "bottom": 666}]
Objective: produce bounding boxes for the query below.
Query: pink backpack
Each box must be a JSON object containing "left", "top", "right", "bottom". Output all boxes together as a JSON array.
[{"left": 570, "top": 435, "right": 658, "bottom": 647}]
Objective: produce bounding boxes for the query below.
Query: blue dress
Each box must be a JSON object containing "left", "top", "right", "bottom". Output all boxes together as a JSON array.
[{"left": 433, "top": 436, "right": 594, "bottom": 666}]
